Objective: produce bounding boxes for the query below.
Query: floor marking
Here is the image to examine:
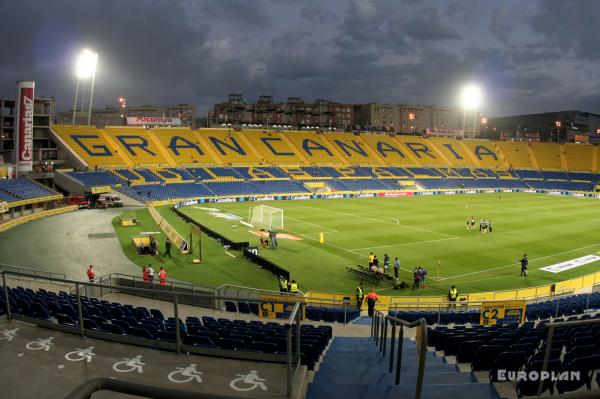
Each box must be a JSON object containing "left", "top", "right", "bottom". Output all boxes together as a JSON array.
[
  {"left": 225, "top": 251, "right": 236, "bottom": 258},
  {"left": 168, "top": 364, "right": 203, "bottom": 384},
  {"left": 439, "top": 242, "right": 600, "bottom": 281},
  {"left": 351, "top": 237, "right": 459, "bottom": 251},
  {"left": 65, "top": 346, "right": 96, "bottom": 363},
  {"left": 230, "top": 370, "right": 268, "bottom": 391},
  {"left": 113, "top": 355, "right": 145, "bottom": 373},
  {"left": 25, "top": 337, "right": 54, "bottom": 351}
]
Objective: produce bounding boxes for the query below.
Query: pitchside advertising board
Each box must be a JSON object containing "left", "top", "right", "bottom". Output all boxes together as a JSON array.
[
  {"left": 15, "top": 81, "right": 34, "bottom": 172},
  {"left": 480, "top": 300, "right": 527, "bottom": 326}
]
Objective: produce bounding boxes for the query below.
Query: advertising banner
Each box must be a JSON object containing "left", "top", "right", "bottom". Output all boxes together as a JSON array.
[
  {"left": 126, "top": 116, "right": 181, "bottom": 126},
  {"left": 15, "top": 81, "right": 35, "bottom": 172}
]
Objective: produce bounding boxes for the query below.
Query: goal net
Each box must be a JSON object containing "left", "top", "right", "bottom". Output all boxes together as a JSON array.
[{"left": 249, "top": 205, "right": 284, "bottom": 230}]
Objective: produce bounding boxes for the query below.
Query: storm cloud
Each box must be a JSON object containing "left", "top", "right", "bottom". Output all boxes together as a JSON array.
[{"left": 0, "top": 0, "right": 598, "bottom": 117}]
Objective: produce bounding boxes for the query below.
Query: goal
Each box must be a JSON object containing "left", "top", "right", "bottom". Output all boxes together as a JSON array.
[{"left": 249, "top": 205, "right": 284, "bottom": 230}]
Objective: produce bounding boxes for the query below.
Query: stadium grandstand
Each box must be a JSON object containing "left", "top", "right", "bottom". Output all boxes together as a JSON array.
[
  {"left": 4, "top": 124, "right": 600, "bottom": 399},
  {"left": 50, "top": 126, "right": 600, "bottom": 202}
]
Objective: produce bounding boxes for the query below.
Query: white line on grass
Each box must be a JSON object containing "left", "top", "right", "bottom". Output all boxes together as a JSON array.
[
  {"left": 285, "top": 216, "right": 338, "bottom": 232},
  {"left": 351, "top": 237, "right": 459, "bottom": 251},
  {"left": 438, "top": 242, "right": 600, "bottom": 281},
  {"left": 298, "top": 206, "right": 457, "bottom": 238},
  {"left": 225, "top": 251, "right": 236, "bottom": 258}
]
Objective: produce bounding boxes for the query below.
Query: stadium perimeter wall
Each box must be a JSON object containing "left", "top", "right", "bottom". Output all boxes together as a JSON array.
[{"left": 0, "top": 205, "right": 78, "bottom": 233}]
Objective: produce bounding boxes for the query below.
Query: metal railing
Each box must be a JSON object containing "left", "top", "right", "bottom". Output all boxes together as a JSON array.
[
  {"left": 370, "top": 310, "right": 428, "bottom": 399},
  {"left": 0, "top": 262, "right": 66, "bottom": 280},
  {"left": 1, "top": 270, "right": 304, "bottom": 397},
  {"left": 285, "top": 302, "right": 302, "bottom": 397},
  {"left": 537, "top": 317, "right": 600, "bottom": 396},
  {"left": 388, "top": 293, "right": 599, "bottom": 323}
]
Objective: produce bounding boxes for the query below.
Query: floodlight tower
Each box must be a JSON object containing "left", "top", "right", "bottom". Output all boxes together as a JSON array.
[
  {"left": 460, "top": 84, "right": 482, "bottom": 137},
  {"left": 72, "top": 49, "right": 98, "bottom": 125}
]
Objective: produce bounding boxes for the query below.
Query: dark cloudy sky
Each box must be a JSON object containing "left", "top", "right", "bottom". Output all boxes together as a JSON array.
[{"left": 1, "top": 0, "right": 598, "bottom": 117}]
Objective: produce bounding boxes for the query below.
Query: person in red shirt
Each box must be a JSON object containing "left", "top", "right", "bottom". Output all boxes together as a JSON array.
[
  {"left": 86, "top": 265, "right": 96, "bottom": 282},
  {"left": 159, "top": 267, "right": 167, "bottom": 286},
  {"left": 366, "top": 289, "right": 379, "bottom": 317},
  {"left": 143, "top": 266, "right": 149, "bottom": 283}
]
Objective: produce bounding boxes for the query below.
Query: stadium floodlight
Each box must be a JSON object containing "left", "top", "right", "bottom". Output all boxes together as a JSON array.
[
  {"left": 460, "top": 84, "right": 482, "bottom": 111},
  {"left": 459, "top": 83, "right": 483, "bottom": 137},
  {"left": 72, "top": 49, "right": 98, "bottom": 126},
  {"left": 75, "top": 49, "right": 98, "bottom": 79}
]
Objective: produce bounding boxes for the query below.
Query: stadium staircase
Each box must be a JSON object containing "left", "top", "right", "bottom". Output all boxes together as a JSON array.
[{"left": 307, "top": 334, "right": 500, "bottom": 399}]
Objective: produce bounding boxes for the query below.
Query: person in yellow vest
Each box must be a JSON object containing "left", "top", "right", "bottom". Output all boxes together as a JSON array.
[
  {"left": 355, "top": 283, "right": 364, "bottom": 310},
  {"left": 368, "top": 252, "right": 374, "bottom": 268},
  {"left": 448, "top": 285, "right": 458, "bottom": 308},
  {"left": 279, "top": 276, "right": 288, "bottom": 293},
  {"left": 289, "top": 280, "right": 299, "bottom": 294}
]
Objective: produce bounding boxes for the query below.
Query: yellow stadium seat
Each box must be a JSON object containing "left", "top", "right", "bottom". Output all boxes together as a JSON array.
[
  {"left": 360, "top": 134, "right": 418, "bottom": 166},
  {"left": 283, "top": 131, "right": 346, "bottom": 165},
  {"left": 104, "top": 127, "right": 170, "bottom": 166},
  {"left": 239, "top": 130, "right": 306, "bottom": 165},
  {"left": 461, "top": 140, "right": 506, "bottom": 169},
  {"left": 280, "top": 167, "right": 314, "bottom": 180},
  {"left": 427, "top": 138, "right": 475, "bottom": 167},
  {"left": 393, "top": 136, "right": 448, "bottom": 166},
  {"left": 564, "top": 144, "right": 594, "bottom": 171},
  {"left": 195, "top": 129, "right": 260, "bottom": 165},
  {"left": 530, "top": 142, "right": 562, "bottom": 169},
  {"left": 52, "top": 125, "right": 130, "bottom": 167},
  {"left": 152, "top": 128, "right": 218, "bottom": 165},
  {"left": 495, "top": 141, "right": 534, "bottom": 169},
  {"left": 321, "top": 132, "right": 383, "bottom": 165}
]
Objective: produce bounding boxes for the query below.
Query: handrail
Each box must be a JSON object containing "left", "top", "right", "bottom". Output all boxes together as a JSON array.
[
  {"left": 64, "top": 377, "right": 236, "bottom": 399},
  {"left": 371, "top": 310, "right": 427, "bottom": 399},
  {"left": 0, "top": 262, "right": 66, "bottom": 280},
  {"left": 285, "top": 301, "right": 302, "bottom": 397},
  {"left": 537, "top": 317, "right": 600, "bottom": 396},
  {"left": 1, "top": 270, "right": 304, "bottom": 305}
]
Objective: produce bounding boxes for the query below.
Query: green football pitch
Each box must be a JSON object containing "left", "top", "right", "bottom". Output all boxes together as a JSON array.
[{"left": 169, "top": 193, "right": 600, "bottom": 296}]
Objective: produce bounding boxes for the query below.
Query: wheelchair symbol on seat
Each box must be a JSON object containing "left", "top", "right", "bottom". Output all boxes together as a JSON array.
[
  {"left": 25, "top": 337, "right": 54, "bottom": 351},
  {"left": 230, "top": 370, "right": 268, "bottom": 391},
  {"left": 65, "top": 346, "right": 96, "bottom": 363},
  {"left": 168, "top": 364, "right": 203, "bottom": 384},
  {"left": 112, "top": 355, "right": 145, "bottom": 373}
]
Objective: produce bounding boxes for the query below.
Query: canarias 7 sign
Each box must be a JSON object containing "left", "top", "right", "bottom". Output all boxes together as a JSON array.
[{"left": 480, "top": 301, "right": 526, "bottom": 326}]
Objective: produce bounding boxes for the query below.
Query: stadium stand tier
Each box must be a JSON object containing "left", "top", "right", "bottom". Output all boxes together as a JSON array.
[
  {"left": 1, "top": 285, "right": 332, "bottom": 371},
  {"left": 51, "top": 125, "right": 600, "bottom": 202},
  {"left": 0, "top": 179, "right": 59, "bottom": 202}
]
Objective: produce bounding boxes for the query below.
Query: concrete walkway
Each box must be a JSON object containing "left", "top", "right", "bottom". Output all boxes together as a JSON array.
[
  {"left": 0, "top": 207, "right": 139, "bottom": 279},
  {"left": 0, "top": 320, "right": 287, "bottom": 398}
]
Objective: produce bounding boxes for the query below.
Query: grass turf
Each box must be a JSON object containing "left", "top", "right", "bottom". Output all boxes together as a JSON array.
[
  {"left": 112, "top": 207, "right": 278, "bottom": 290},
  {"left": 172, "top": 193, "right": 600, "bottom": 296}
]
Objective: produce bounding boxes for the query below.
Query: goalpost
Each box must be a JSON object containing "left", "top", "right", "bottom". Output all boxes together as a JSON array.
[{"left": 249, "top": 205, "right": 284, "bottom": 230}]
